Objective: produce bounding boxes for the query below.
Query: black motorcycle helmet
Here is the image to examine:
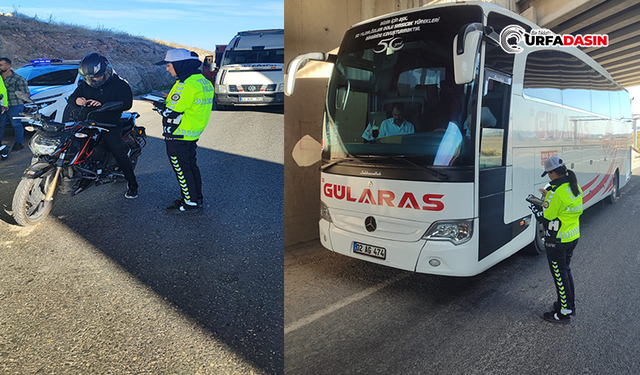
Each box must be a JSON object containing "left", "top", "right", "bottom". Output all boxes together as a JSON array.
[{"left": 78, "top": 53, "right": 113, "bottom": 88}]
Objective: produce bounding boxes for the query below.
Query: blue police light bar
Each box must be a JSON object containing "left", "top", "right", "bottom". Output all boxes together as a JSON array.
[{"left": 30, "top": 58, "right": 64, "bottom": 65}]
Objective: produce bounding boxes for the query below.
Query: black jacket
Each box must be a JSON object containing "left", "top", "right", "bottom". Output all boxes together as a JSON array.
[{"left": 68, "top": 74, "right": 133, "bottom": 125}]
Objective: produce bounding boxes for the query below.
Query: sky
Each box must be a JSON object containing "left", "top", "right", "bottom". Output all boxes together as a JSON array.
[{"left": 0, "top": 0, "right": 284, "bottom": 52}]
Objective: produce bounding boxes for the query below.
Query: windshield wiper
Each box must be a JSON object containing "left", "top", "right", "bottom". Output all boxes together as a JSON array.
[
  {"left": 320, "top": 155, "right": 389, "bottom": 171},
  {"left": 388, "top": 156, "right": 448, "bottom": 181},
  {"left": 321, "top": 155, "right": 449, "bottom": 181},
  {"left": 320, "top": 157, "right": 361, "bottom": 171}
]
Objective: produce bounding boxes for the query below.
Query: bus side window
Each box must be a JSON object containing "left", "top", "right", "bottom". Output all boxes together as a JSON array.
[{"left": 479, "top": 72, "right": 511, "bottom": 169}]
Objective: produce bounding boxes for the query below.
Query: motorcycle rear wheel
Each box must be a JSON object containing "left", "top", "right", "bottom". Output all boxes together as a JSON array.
[{"left": 12, "top": 173, "right": 56, "bottom": 226}]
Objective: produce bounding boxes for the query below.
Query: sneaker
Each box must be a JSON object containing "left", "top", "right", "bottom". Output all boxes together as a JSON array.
[
  {"left": 553, "top": 301, "right": 576, "bottom": 316},
  {"left": 166, "top": 202, "right": 201, "bottom": 214},
  {"left": 12, "top": 143, "right": 24, "bottom": 151},
  {"left": 125, "top": 183, "right": 138, "bottom": 199},
  {"left": 543, "top": 310, "right": 571, "bottom": 324},
  {"left": 167, "top": 198, "right": 203, "bottom": 209}
]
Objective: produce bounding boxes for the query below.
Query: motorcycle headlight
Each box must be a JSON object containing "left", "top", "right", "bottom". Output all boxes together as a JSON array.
[
  {"left": 422, "top": 219, "right": 473, "bottom": 245},
  {"left": 217, "top": 84, "right": 227, "bottom": 93},
  {"left": 320, "top": 201, "right": 332, "bottom": 223},
  {"left": 29, "top": 133, "right": 63, "bottom": 156}
]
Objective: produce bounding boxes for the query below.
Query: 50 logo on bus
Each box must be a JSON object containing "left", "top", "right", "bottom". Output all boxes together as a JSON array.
[
  {"left": 374, "top": 37, "right": 404, "bottom": 53},
  {"left": 323, "top": 183, "right": 445, "bottom": 211}
]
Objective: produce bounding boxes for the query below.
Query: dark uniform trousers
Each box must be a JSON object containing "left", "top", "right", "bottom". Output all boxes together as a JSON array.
[
  {"left": 165, "top": 139, "right": 202, "bottom": 204},
  {"left": 546, "top": 239, "right": 578, "bottom": 312},
  {"left": 102, "top": 124, "right": 137, "bottom": 188}
]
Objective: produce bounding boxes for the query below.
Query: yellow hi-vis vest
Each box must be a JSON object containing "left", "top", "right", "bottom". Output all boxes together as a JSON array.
[
  {"left": 166, "top": 74, "right": 214, "bottom": 141},
  {"left": 543, "top": 179, "right": 583, "bottom": 243},
  {"left": 0, "top": 77, "right": 7, "bottom": 107}
]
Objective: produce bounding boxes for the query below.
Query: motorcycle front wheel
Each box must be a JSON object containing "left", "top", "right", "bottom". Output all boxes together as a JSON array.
[{"left": 12, "top": 172, "right": 57, "bottom": 226}]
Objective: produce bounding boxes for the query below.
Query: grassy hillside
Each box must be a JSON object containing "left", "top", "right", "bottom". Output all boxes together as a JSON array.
[{"left": 0, "top": 12, "right": 215, "bottom": 95}]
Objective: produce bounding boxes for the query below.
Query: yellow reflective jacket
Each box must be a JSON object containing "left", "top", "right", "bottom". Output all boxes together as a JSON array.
[
  {"left": 164, "top": 74, "right": 214, "bottom": 141},
  {"left": 542, "top": 177, "right": 583, "bottom": 243},
  {"left": 0, "top": 77, "right": 8, "bottom": 107}
]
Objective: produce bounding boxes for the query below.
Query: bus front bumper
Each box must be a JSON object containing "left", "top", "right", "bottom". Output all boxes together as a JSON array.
[{"left": 320, "top": 219, "right": 480, "bottom": 277}]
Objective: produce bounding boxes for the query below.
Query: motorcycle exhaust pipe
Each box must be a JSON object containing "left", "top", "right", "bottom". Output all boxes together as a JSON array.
[{"left": 45, "top": 167, "right": 63, "bottom": 201}]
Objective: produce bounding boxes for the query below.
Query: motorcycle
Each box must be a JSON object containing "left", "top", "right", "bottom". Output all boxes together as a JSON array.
[{"left": 11, "top": 93, "right": 147, "bottom": 226}]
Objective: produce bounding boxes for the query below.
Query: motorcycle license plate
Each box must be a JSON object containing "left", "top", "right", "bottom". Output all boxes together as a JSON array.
[{"left": 353, "top": 242, "right": 386, "bottom": 260}]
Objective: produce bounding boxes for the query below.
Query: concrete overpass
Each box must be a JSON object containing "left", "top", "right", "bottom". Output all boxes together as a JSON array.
[{"left": 284, "top": 0, "right": 640, "bottom": 246}]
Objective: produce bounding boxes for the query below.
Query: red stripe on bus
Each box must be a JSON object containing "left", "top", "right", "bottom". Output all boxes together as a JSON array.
[
  {"left": 583, "top": 161, "right": 615, "bottom": 203},
  {"left": 581, "top": 174, "right": 600, "bottom": 191}
]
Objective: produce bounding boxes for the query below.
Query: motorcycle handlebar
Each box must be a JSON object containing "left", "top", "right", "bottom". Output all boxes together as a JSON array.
[{"left": 84, "top": 121, "right": 118, "bottom": 128}]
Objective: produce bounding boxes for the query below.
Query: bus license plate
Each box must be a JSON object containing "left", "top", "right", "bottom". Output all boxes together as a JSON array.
[{"left": 353, "top": 242, "right": 386, "bottom": 260}]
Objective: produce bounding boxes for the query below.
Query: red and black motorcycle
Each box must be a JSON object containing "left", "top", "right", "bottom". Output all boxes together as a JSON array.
[{"left": 11, "top": 95, "right": 146, "bottom": 226}]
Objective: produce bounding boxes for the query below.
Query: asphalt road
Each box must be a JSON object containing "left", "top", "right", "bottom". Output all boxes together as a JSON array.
[
  {"left": 0, "top": 101, "right": 284, "bottom": 374},
  {"left": 285, "top": 162, "right": 640, "bottom": 375}
]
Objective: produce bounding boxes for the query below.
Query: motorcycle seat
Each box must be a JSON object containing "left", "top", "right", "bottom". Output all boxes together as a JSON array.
[{"left": 120, "top": 113, "right": 136, "bottom": 134}]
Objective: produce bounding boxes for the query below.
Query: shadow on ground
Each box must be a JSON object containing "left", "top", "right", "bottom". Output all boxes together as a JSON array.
[{"left": 0, "top": 134, "right": 284, "bottom": 374}]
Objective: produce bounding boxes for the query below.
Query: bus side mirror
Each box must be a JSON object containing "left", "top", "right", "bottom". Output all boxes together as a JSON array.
[
  {"left": 285, "top": 52, "right": 335, "bottom": 96},
  {"left": 453, "top": 23, "right": 483, "bottom": 85}
]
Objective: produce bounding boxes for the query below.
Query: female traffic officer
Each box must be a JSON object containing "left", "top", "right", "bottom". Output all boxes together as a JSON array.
[{"left": 529, "top": 157, "right": 583, "bottom": 324}]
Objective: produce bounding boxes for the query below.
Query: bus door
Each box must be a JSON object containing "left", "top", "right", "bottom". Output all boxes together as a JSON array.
[{"left": 477, "top": 69, "right": 525, "bottom": 260}]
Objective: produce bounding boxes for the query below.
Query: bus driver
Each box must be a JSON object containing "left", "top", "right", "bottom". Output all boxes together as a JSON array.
[{"left": 362, "top": 102, "right": 415, "bottom": 141}]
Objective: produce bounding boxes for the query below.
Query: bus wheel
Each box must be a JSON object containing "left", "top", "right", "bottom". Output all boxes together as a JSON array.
[
  {"left": 605, "top": 171, "right": 618, "bottom": 204},
  {"left": 524, "top": 221, "right": 546, "bottom": 255}
]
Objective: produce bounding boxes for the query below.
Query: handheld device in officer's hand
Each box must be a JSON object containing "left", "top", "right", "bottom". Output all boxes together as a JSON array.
[
  {"left": 141, "top": 94, "right": 166, "bottom": 115},
  {"left": 141, "top": 94, "right": 165, "bottom": 104},
  {"left": 525, "top": 194, "right": 544, "bottom": 207}
]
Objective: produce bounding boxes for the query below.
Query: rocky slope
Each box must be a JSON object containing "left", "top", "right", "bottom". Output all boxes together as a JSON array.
[{"left": 0, "top": 13, "right": 215, "bottom": 95}]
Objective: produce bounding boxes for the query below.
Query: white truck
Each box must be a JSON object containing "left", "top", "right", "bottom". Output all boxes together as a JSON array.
[{"left": 215, "top": 29, "right": 284, "bottom": 109}]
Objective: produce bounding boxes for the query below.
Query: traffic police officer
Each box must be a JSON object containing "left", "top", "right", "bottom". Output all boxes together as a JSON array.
[
  {"left": 156, "top": 49, "right": 214, "bottom": 213},
  {"left": 530, "top": 157, "right": 583, "bottom": 324},
  {"left": 0, "top": 71, "right": 10, "bottom": 157}
]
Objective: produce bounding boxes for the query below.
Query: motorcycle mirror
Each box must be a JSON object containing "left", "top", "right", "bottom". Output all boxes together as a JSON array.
[{"left": 16, "top": 91, "right": 34, "bottom": 104}]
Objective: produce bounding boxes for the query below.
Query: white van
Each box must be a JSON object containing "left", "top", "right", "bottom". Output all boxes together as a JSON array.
[{"left": 215, "top": 29, "right": 284, "bottom": 109}]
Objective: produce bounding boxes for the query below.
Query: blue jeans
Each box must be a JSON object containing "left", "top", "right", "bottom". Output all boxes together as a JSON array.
[{"left": 0, "top": 104, "right": 25, "bottom": 144}]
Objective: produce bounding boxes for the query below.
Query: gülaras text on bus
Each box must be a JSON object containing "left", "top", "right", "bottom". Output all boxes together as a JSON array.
[{"left": 323, "top": 183, "right": 445, "bottom": 211}]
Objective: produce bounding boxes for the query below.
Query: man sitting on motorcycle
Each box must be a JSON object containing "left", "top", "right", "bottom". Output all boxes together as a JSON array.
[{"left": 67, "top": 53, "right": 139, "bottom": 199}]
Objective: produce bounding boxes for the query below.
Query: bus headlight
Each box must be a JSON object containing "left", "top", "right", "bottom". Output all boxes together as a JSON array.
[
  {"left": 217, "top": 84, "right": 227, "bottom": 93},
  {"left": 422, "top": 219, "right": 473, "bottom": 245},
  {"left": 320, "top": 201, "right": 332, "bottom": 223}
]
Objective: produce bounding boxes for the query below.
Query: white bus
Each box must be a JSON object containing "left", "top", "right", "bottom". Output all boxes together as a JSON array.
[
  {"left": 215, "top": 29, "right": 284, "bottom": 110},
  {"left": 286, "top": 1, "right": 633, "bottom": 276}
]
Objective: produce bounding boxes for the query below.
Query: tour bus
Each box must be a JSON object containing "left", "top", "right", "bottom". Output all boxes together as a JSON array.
[
  {"left": 215, "top": 29, "right": 284, "bottom": 109},
  {"left": 286, "top": 1, "right": 633, "bottom": 276}
]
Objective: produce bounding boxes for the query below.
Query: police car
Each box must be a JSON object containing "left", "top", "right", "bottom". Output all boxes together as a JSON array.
[{"left": 15, "top": 59, "right": 81, "bottom": 122}]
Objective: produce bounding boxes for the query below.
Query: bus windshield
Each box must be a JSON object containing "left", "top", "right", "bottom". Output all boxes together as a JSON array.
[
  {"left": 323, "top": 6, "right": 482, "bottom": 169},
  {"left": 222, "top": 48, "right": 285, "bottom": 65}
]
